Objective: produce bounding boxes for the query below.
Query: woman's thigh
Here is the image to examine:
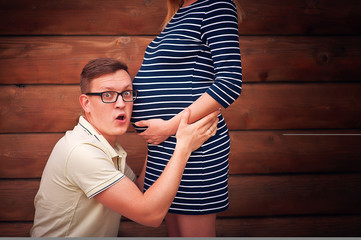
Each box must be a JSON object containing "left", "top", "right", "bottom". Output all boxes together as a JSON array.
[{"left": 165, "top": 213, "right": 216, "bottom": 237}]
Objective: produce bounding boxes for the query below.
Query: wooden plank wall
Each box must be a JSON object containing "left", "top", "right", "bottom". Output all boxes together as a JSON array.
[{"left": 1, "top": 0, "right": 361, "bottom": 237}]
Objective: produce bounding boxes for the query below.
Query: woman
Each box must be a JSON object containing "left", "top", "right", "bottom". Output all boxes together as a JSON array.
[{"left": 131, "top": 0, "right": 243, "bottom": 236}]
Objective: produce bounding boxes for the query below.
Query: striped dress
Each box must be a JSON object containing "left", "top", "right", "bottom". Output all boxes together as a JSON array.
[{"left": 131, "top": 0, "right": 242, "bottom": 215}]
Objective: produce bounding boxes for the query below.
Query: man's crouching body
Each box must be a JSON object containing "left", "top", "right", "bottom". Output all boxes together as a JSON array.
[{"left": 30, "top": 58, "right": 219, "bottom": 237}]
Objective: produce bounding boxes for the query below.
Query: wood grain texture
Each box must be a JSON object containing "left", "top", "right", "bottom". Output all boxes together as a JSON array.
[
  {"left": 0, "top": 0, "right": 166, "bottom": 35},
  {"left": 1, "top": 0, "right": 360, "bottom": 237},
  {"left": 1, "top": 130, "right": 361, "bottom": 178},
  {"left": 1, "top": 174, "right": 360, "bottom": 221},
  {"left": 1, "top": 83, "right": 360, "bottom": 133},
  {"left": 222, "top": 174, "right": 361, "bottom": 217},
  {"left": 223, "top": 83, "right": 361, "bottom": 130},
  {"left": 0, "top": 36, "right": 151, "bottom": 84},
  {"left": 2, "top": 216, "right": 361, "bottom": 237},
  {"left": 228, "top": 130, "right": 361, "bottom": 174},
  {"left": 1, "top": 36, "right": 361, "bottom": 84},
  {"left": 215, "top": 216, "right": 361, "bottom": 237},
  {"left": 0, "top": 0, "right": 360, "bottom": 35},
  {"left": 0, "top": 180, "right": 39, "bottom": 221},
  {"left": 119, "top": 215, "right": 361, "bottom": 237},
  {"left": 0, "top": 85, "right": 82, "bottom": 133},
  {"left": 240, "top": 37, "right": 361, "bottom": 82},
  {"left": 235, "top": 0, "right": 361, "bottom": 35},
  {"left": 0, "top": 133, "right": 147, "bottom": 178}
]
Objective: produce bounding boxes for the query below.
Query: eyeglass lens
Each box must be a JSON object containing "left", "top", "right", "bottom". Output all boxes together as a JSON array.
[{"left": 101, "top": 91, "right": 135, "bottom": 102}]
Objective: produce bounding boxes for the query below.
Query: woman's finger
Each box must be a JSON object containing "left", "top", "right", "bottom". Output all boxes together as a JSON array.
[{"left": 135, "top": 120, "right": 149, "bottom": 127}]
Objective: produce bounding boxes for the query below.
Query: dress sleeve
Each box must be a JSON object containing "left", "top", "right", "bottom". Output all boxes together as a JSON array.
[
  {"left": 66, "top": 143, "right": 124, "bottom": 199},
  {"left": 201, "top": 0, "right": 242, "bottom": 108}
]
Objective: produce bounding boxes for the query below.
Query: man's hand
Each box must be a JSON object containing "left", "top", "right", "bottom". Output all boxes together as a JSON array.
[{"left": 175, "top": 108, "right": 219, "bottom": 153}]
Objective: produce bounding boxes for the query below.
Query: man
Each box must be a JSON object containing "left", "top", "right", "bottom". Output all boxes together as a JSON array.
[{"left": 30, "top": 58, "right": 219, "bottom": 237}]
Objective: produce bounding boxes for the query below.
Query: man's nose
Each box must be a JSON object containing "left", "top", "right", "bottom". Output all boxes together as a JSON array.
[{"left": 115, "top": 95, "right": 125, "bottom": 108}]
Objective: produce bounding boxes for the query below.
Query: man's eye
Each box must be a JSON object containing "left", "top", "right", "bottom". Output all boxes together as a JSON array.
[
  {"left": 103, "top": 92, "right": 113, "bottom": 98},
  {"left": 124, "top": 91, "right": 131, "bottom": 96}
]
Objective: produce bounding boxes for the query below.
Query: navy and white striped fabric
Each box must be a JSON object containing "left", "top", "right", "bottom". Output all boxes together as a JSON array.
[{"left": 131, "top": 0, "right": 242, "bottom": 215}]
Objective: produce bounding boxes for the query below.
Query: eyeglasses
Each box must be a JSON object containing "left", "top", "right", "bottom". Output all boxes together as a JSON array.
[{"left": 85, "top": 90, "right": 138, "bottom": 103}]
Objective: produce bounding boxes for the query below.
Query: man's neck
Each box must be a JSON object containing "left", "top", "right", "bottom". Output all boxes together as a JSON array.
[{"left": 83, "top": 115, "right": 116, "bottom": 147}]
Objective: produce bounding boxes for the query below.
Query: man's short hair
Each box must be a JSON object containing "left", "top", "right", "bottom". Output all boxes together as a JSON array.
[{"left": 80, "top": 58, "right": 129, "bottom": 93}]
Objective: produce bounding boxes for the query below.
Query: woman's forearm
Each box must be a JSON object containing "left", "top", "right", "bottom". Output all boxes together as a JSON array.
[{"left": 167, "top": 92, "right": 222, "bottom": 135}]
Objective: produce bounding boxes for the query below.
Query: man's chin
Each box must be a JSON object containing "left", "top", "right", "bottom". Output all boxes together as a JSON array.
[{"left": 115, "top": 126, "right": 129, "bottom": 136}]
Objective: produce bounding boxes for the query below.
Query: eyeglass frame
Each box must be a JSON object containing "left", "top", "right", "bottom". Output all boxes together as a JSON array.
[{"left": 85, "top": 90, "right": 138, "bottom": 103}]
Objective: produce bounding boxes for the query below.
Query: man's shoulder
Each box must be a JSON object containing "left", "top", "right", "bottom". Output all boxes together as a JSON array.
[
  {"left": 48, "top": 125, "right": 101, "bottom": 161},
  {"left": 64, "top": 126, "right": 106, "bottom": 156},
  {"left": 64, "top": 123, "right": 98, "bottom": 145}
]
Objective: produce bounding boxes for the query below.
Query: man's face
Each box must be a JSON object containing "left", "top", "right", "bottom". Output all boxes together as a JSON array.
[{"left": 83, "top": 70, "right": 133, "bottom": 145}]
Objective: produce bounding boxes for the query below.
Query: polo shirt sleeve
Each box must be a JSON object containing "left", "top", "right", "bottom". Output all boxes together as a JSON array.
[
  {"left": 124, "top": 163, "right": 137, "bottom": 182},
  {"left": 66, "top": 143, "right": 125, "bottom": 199}
]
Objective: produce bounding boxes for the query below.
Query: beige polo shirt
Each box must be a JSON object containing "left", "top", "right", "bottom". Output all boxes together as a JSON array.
[{"left": 30, "top": 116, "right": 136, "bottom": 237}]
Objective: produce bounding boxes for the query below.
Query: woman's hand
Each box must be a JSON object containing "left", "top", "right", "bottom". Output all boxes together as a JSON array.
[
  {"left": 135, "top": 118, "right": 173, "bottom": 145},
  {"left": 135, "top": 100, "right": 221, "bottom": 145},
  {"left": 175, "top": 108, "right": 219, "bottom": 153}
]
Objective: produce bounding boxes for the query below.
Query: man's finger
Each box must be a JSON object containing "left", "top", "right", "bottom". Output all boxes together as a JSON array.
[
  {"left": 180, "top": 108, "right": 191, "bottom": 126},
  {"left": 210, "top": 119, "right": 218, "bottom": 136},
  {"left": 195, "top": 110, "right": 220, "bottom": 129}
]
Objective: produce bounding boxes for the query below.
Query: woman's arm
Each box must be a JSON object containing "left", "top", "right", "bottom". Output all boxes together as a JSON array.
[{"left": 135, "top": 93, "right": 221, "bottom": 145}]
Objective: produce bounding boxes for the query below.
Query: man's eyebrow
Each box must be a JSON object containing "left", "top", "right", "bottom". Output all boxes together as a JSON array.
[
  {"left": 101, "top": 85, "right": 132, "bottom": 91},
  {"left": 121, "top": 84, "right": 133, "bottom": 90}
]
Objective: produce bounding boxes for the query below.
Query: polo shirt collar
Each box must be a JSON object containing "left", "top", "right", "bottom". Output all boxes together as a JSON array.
[{"left": 78, "top": 116, "right": 127, "bottom": 172}]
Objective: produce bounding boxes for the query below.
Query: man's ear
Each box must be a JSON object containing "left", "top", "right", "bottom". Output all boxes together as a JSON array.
[{"left": 79, "top": 94, "right": 91, "bottom": 113}]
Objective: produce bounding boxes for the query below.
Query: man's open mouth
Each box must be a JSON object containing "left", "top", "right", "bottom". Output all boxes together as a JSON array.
[{"left": 116, "top": 114, "right": 125, "bottom": 121}]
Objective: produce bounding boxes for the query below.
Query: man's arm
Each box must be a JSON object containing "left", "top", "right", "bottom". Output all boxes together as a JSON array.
[{"left": 94, "top": 108, "right": 219, "bottom": 227}]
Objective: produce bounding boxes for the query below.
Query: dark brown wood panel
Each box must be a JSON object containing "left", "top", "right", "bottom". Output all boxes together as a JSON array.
[
  {"left": 0, "top": 180, "right": 39, "bottom": 221},
  {"left": 0, "top": 134, "right": 61, "bottom": 179},
  {"left": 0, "top": 85, "right": 82, "bottom": 133},
  {"left": 0, "top": 133, "right": 147, "bottom": 178},
  {"left": 240, "top": 37, "right": 361, "bottom": 82},
  {"left": 1, "top": 0, "right": 360, "bottom": 238},
  {"left": 1, "top": 83, "right": 360, "bottom": 133},
  {"left": 223, "top": 83, "right": 361, "bottom": 130},
  {"left": 0, "top": 0, "right": 166, "bottom": 36},
  {"left": 0, "top": 222, "right": 31, "bottom": 237},
  {"left": 215, "top": 216, "right": 361, "bottom": 237},
  {"left": 221, "top": 174, "right": 361, "bottom": 217},
  {"left": 2, "top": 215, "right": 361, "bottom": 237},
  {"left": 237, "top": 0, "right": 361, "bottom": 36},
  {"left": 0, "top": 36, "right": 152, "bottom": 84},
  {"left": 119, "top": 216, "right": 361, "bottom": 237},
  {"left": 0, "top": 0, "right": 360, "bottom": 35},
  {"left": 228, "top": 130, "right": 361, "bottom": 174},
  {"left": 1, "top": 130, "right": 361, "bottom": 178},
  {"left": 1, "top": 36, "right": 361, "bottom": 84},
  {"left": 1, "top": 174, "right": 360, "bottom": 221}
]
